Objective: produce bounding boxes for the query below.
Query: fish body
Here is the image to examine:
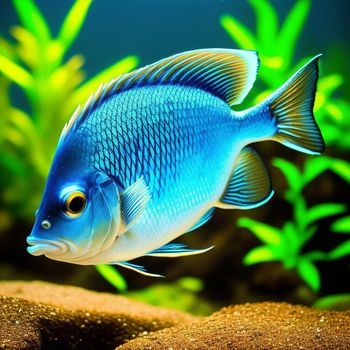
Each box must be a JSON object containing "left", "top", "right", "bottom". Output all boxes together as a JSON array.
[
  {"left": 27, "top": 49, "right": 324, "bottom": 275},
  {"left": 67, "top": 85, "right": 267, "bottom": 262}
]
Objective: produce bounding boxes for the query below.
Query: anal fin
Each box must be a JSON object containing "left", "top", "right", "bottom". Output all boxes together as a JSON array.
[
  {"left": 217, "top": 147, "right": 273, "bottom": 209},
  {"left": 146, "top": 243, "right": 214, "bottom": 257},
  {"left": 114, "top": 261, "right": 164, "bottom": 278}
]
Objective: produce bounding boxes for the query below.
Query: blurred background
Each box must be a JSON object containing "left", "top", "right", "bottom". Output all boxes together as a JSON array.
[{"left": 0, "top": 0, "right": 349, "bottom": 315}]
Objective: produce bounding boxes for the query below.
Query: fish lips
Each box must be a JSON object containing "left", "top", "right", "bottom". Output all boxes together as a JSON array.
[{"left": 26, "top": 235, "right": 63, "bottom": 256}]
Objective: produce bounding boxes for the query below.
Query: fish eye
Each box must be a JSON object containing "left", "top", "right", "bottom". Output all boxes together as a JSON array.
[{"left": 64, "top": 191, "right": 87, "bottom": 218}]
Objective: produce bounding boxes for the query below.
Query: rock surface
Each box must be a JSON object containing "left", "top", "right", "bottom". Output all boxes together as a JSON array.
[
  {"left": 0, "top": 281, "right": 196, "bottom": 350},
  {"left": 118, "top": 302, "right": 350, "bottom": 350}
]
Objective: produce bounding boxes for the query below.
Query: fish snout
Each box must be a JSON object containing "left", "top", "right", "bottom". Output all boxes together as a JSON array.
[{"left": 26, "top": 235, "right": 65, "bottom": 256}]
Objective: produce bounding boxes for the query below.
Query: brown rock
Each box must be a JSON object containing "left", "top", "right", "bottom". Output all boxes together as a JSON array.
[
  {"left": 117, "top": 302, "right": 350, "bottom": 350},
  {"left": 0, "top": 281, "right": 196, "bottom": 350}
]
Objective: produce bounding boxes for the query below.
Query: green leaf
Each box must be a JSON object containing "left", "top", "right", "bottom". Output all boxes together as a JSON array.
[
  {"left": 0, "top": 54, "right": 33, "bottom": 89},
  {"left": 331, "top": 216, "right": 350, "bottom": 234},
  {"left": 57, "top": 0, "right": 93, "bottom": 53},
  {"left": 294, "top": 196, "right": 307, "bottom": 231},
  {"left": 69, "top": 55, "right": 139, "bottom": 110},
  {"left": 178, "top": 277, "right": 203, "bottom": 292},
  {"left": 243, "top": 246, "right": 278, "bottom": 265},
  {"left": 324, "top": 102, "right": 344, "bottom": 122},
  {"left": 296, "top": 258, "right": 320, "bottom": 292},
  {"left": 127, "top": 279, "right": 214, "bottom": 315},
  {"left": 7, "top": 108, "right": 36, "bottom": 139},
  {"left": 0, "top": 36, "right": 16, "bottom": 60},
  {"left": 238, "top": 217, "right": 282, "bottom": 245},
  {"left": 272, "top": 158, "right": 302, "bottom": 193},
  {"left": 320, "top": 124, "right": 340, "bottom": 146},
  {"left": 220, "top": 14, "right": 256, "bottom": 50},
  {"left": 12, "top": 0, "right": 51, "bottom": 44},
  {"left": 277, "top": 0, "right": 311, "bottom": 70},
  {"left": 303, "top": 250, "right": 328, "bottom": 261},
  {"left": 329, "top": 158, "right": 350, "bottom": 183},
  {"left": 96, "top": 265, "right": 127, "bottom": 293},
  {"left": 300, "top": 225, "right": 318, "bottom": 246},
  {"left": 248, "top": 0, "right": 278, "bottom": 52},
  {"left": 318, "top": 74, "right": 343, "bottom": 98},
  {"left": 314, "top": 293, "right": 350, "bottom": 311},
  {"left": 306, "top": 203, "right": 346, "bottom": 226},
  {"left": 282, "top": 221, "right": 301, "bottom": 254},
  {"left": 303, "top": 157, "right": 330, "bottom": 185},
  {"left": 10, "top": 26, "right": 41, "bottom": 69},
  {"left": 327, "top": 241, "right": 350, "bottom": 260},
  {"left": 51, "top": 54, "right": 85, "bottom": 95}
]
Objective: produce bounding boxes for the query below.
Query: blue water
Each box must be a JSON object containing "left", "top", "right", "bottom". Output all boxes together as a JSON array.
[{"left": 0, "top": 0, "right": 348, "bottom": 86}]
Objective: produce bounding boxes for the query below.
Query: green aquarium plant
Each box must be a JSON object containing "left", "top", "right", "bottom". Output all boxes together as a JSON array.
[
  {"left": 0, "top": 0, "right": 138, "bottom": 290},
  {"left": 127, "top": 276, "right": 214, "bottom": 316},
  {"left": 313, "top": 293, "right": 350, "bottom": 311},
  {"left": 220, "top": 0, "right": 350, "bottom": 294},
  {"left": 220, "top": 0, "right": 311, "bottom": 90},
  {"left": 220, "top": 0, "right": 350, "bottom": 151},
  {"left": 315, "top": 212, "right": 350, "bottom": 309},
  {"left": 96, "top": 264, "right": 128, "bottom": 293},
  {"left": 0, "top": 0, "right": 139, "bottom": 223},
  {"left": 238, "top": 156, "right": 350, "bottom": 293}
]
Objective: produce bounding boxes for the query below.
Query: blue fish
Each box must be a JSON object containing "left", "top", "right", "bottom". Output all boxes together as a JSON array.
[{"left": 27, "top": 49, "right": 324, "bottom": 277}]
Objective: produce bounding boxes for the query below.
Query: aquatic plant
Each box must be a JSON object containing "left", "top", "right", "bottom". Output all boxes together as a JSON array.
[
  {"left": 314, "top": 293, "right": 350, "bottom": 311},
  {"left": 96, "top": 266, "right": 213, "bottom": 314},
  {"left": 220, "top": 0, "right": 350, "bottom": 294},
  {"left": 220, "top": 0, "right": 350, "bottom": 151},
  {"left": 127, "top": 276, "right": 214, "bottom": 315},
  {"left": 0, "top": 0, "right": 138, "bottom": 293},
  {"left": 314, "top": 78, "right": 350, "bottom": 151},
  {"left": 95, "top": 263, "right": 215, "bottom": 313},
  {"left": 221, "top": 0, "right": 311, "bottom": 90},
  {"left": 238, "top": 157, "right": 350, "bottom": 292},
  {"left": 96, "top": 264, "right": 128, "bottom": 293},
  {"left": 0, "top": 0, "right": 139, "bottom": 224}
]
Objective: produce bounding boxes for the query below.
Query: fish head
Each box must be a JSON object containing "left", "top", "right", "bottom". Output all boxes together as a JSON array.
[{"left": 27, "top": 154, "right": 121, "bottom": 264}]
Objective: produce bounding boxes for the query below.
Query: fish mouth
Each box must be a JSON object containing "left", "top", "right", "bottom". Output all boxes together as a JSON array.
[{"left": 26, "top": 236, "right": 65, "bottom": 256}]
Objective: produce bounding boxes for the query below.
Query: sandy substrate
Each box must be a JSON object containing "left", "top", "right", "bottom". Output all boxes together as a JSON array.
[
  {"left": 0, "top": 281, "right": 196, "bottom": 350},
  {"left": 118, "top": 302, "right": 350, "bottom": 350},
  {"left": 0, "top": 281, "right": 349, "bottom": 350}
]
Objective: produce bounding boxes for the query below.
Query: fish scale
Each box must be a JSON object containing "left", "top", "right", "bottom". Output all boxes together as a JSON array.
[{"left": 77, "top": 85, "right": 233, "bottom": 237}]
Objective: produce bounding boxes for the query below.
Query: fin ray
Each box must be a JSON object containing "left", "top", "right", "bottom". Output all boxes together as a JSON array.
[
  {"left": 120, "top": 177, "right": 150, "bottom": 233},
  {"left": 217, "top": 147, "right": 273, "bottom": 209},
  {"left": 269, "top": 55, "right": 325, "bottom": 155},
  {"left": 146, "top": 243, "right": 214, "bottom": 257},
  {"left": 61, "top": 49, "right": 259, "bottom": 141},
  {"left": 114, "top": 261, "right": 163, "bottom": 278}
]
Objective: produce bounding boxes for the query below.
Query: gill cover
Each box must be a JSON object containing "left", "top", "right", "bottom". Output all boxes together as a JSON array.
[{"left": 73, "top": 172, "right": 120, "bottom": 263}]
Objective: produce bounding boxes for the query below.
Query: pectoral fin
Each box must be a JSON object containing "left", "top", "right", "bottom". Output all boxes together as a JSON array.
[
  {"left": 217, "top": 147, "right": 274, "bottom": 209},
  {"left": 146, "top": 243, "right": 214, "bottom": 257},
  {"left": 119, "top": 177, "right": 150, "bottom": 233}
]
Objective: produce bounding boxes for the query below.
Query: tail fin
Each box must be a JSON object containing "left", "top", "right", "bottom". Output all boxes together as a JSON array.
[{"left": 268, "top": 55, "right": 325, "bottom": 155}]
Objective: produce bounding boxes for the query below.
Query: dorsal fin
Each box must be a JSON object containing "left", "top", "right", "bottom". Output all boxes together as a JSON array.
[{"left": 60, "top": 49, "right": 259, "bottom": 142}]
